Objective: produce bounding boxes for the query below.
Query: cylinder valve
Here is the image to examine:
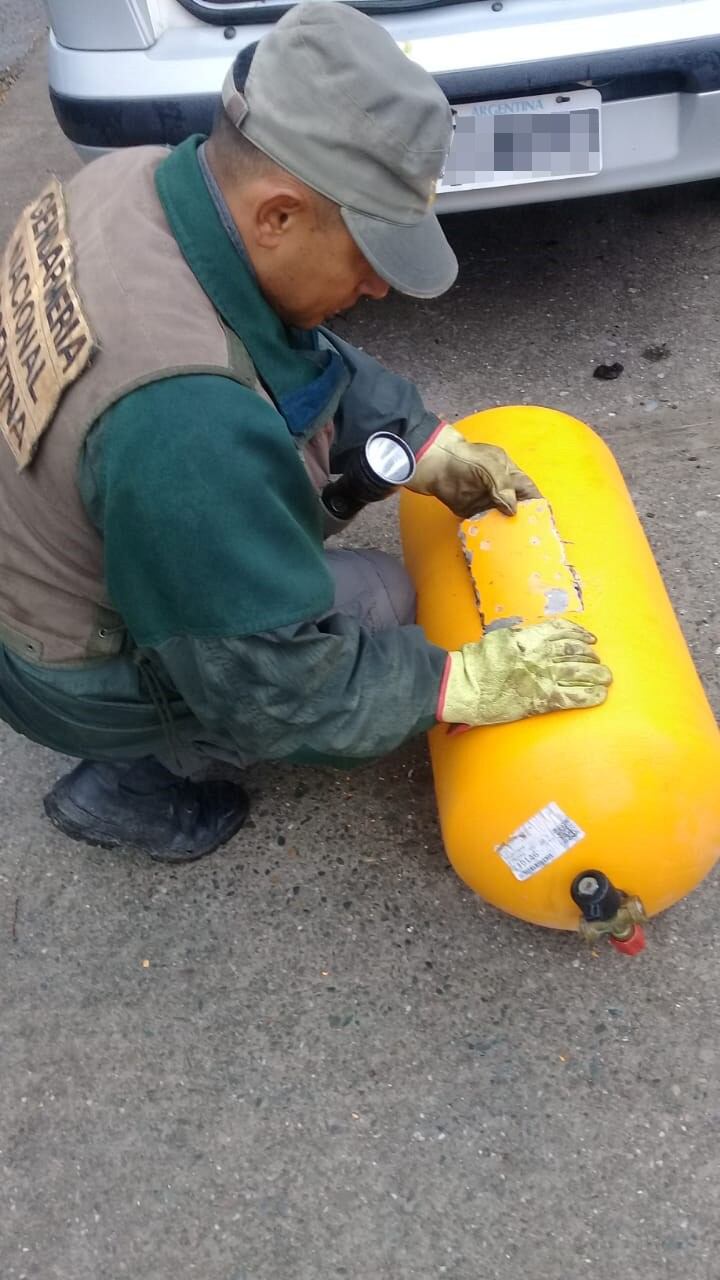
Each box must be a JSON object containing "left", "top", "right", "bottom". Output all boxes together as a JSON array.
[{"left": 571, "top": 869, "right": 647, "bottom": 955}]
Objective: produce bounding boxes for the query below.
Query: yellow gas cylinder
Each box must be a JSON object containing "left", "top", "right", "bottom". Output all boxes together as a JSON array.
[{"left": 400, "top": 406, "right": 720, "bottom": 948}]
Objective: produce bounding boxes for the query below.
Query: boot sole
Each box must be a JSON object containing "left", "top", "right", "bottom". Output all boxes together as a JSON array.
[{"left": 43, "top": 790, "right": 249, "bottom": 864}]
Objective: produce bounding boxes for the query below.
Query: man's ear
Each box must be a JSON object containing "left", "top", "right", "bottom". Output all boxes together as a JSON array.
[{"left": 253, "top": 187, "right": 309, "bottom": 248}]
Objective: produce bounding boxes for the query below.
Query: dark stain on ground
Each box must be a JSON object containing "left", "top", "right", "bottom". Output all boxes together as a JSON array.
[
  {"left": 593, "top": 361, "right": 625, "bottom": 381},
  {"left": 642, "top": 343, "right": 671, "bottom": 362}
]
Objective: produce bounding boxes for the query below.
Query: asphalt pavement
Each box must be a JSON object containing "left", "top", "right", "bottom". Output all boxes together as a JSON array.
[
  {"left": 1, "top": 40, "right": 719, "bottom": 1280},
  {"left": 0, "top": 0, "right": 45, "bottom": 75}
]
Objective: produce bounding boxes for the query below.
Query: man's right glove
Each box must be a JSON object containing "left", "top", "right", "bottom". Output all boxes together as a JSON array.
[
  {"left": 439, "top": 620, "right": 612, "bottom": 727},
  {"left": 408, "top": 423, "right": 540, "bottom": 519}
]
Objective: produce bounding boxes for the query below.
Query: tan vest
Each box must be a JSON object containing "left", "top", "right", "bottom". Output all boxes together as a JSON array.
[{"left": 0, "top": 147, "right": 263, "bottom": 667}]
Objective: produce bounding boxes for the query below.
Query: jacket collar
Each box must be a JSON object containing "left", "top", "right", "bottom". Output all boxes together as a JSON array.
[{"left": 155, "top": 136, "right": 348, "bottom": 437}]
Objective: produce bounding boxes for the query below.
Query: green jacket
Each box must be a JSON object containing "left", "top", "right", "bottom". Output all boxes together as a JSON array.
[{"left": 0, "top": 138, "right": 447, "bottom": 767}]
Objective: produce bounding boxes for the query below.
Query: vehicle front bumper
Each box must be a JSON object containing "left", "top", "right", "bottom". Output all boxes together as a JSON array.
[{"left": 48, "top": 6, "right": 720, "bottom": 208}]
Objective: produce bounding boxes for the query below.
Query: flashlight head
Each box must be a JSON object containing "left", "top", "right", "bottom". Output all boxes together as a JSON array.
[
  {"left": 364, "top": 432, "right": 416, "bottom": 486},
  {"left": 321, "top": 432, "right": 416, "bottom": 523}
]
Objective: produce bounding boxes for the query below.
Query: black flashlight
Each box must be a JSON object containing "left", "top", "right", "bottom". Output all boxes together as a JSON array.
[{"left": 321, "top": 431, "right": 416, "bottom": 524}]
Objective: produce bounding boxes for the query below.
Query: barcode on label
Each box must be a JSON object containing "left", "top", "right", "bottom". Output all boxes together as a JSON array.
[
  {"left": 496, "top": 802, "right": 585, "bottom": 882},
  {"left": 554, "top": 819, "right": 579, "bottom": 845}
]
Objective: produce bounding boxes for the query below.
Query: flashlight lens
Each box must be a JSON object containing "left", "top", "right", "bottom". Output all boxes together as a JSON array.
[{"left": 365, "top": 433, "right": 416, "bottom": 485}]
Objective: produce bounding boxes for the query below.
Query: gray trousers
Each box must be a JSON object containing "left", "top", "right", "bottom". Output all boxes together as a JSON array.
[
  {"left": 160, "top": 548, "right": 416, "bottom": 775},
  {"left": 324, "top": 547, "right": 416, "bottom": 631}
]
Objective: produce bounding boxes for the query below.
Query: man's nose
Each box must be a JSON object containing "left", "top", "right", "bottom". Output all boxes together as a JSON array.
[{"left": 361, "top": 271, "right": 391, "bottom": 301}]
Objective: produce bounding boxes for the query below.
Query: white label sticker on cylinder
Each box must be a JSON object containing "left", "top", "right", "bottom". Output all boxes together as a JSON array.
[{"left": 496, "top": 803, "right": 585, "bottom": 881}]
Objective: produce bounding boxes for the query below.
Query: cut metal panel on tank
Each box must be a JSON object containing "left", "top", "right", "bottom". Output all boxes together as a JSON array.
[
  {"left": 400, "top": 407, "right": 720, "bottom": 934},
  {"left": 460, "top": 498, "right": 584, "bottom": 630}
]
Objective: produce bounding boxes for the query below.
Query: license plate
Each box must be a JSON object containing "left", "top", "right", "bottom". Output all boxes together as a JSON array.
[{"left": 439, "top": 88, "right": 602, "bottom": 192}]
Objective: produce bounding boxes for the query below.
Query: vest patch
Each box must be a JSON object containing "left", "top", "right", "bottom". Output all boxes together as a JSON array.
[{"left": 0, "top": 178, "right": 95, "bottom": 469}]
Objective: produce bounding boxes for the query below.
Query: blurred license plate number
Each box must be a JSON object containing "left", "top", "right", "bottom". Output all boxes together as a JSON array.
[{"left": 440, "top": 88, "right": 602, "bottom": 191}]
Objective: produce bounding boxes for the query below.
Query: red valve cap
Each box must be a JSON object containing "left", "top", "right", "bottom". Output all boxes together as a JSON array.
[{"left": 609, "top": 925, "right": 646, "bottom": 956}]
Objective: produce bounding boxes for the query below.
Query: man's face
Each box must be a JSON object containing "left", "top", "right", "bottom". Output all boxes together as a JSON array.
[
  {"left": 268, "top": 214, "right": 390, "bottom": 329},
  {"left": 236, "top": 179, "right": 391, "bottom": 328}
]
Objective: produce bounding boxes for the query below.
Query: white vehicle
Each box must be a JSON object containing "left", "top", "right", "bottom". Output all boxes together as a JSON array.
[{"left": 45, "top": 0, "right": 720, "bottom": 211}]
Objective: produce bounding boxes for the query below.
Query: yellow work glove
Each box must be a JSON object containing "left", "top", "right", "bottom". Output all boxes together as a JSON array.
[
  {"left": 439, "top": 621, "right": 612, "bottom": 726},
  {"left": 409, "top": 423, "right": 540, "bottom": 519}
]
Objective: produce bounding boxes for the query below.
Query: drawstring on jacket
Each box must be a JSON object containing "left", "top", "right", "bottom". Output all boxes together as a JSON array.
[{"left": 134, "top": 650, "right": 185, "bottom": 776}]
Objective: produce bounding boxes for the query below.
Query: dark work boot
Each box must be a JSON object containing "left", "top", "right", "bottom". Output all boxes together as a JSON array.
[{"left": 43, "top": 758, "right": 249, "bottom": 863}]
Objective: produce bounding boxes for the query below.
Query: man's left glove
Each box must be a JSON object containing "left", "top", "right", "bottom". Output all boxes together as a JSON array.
[{"left": 407, "top": 423, "right": 540, "bottom": 519}]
